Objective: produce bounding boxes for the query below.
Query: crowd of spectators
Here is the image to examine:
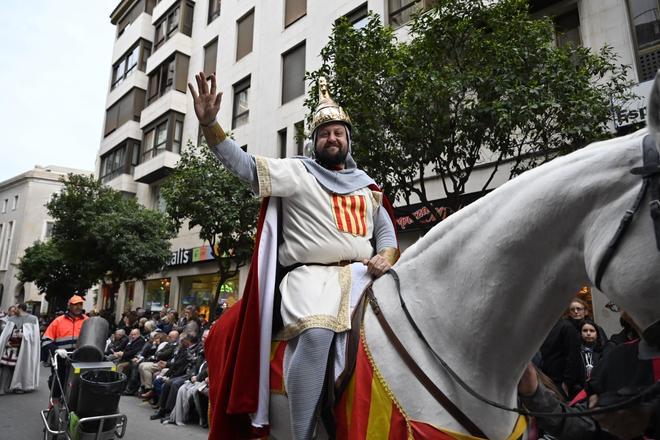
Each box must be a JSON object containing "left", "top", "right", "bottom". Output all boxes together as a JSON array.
[{"left": 101, "top": 304, "right": 212, "bottom": 428}]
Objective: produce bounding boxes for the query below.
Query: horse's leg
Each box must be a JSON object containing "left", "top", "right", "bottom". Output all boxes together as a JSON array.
[{"left": 285, "top": 328, "right": 334, "bottom": 440}]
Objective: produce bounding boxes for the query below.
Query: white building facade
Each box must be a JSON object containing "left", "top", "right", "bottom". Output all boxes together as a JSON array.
[
  {"left": 0, "top": 166, "right": 92, "bottom": 314},
  {"left": 530, "top": 0, "right": 660, "bottom": 334},
  {"left": 97, "top": 0, "right": 657, "bottom": 329},
  {"left": 97, "top": 0, "right": 432, "bottom": 319}
]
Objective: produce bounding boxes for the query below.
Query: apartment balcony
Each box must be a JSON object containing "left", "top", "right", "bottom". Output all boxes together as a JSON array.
[
  {"left": 140, "top": 89, "right": 187, "bottom": 129},
  {"left": 100, "top": 120, "right": 142, "bottom": 157},
  {"left": 112, "top": 12, "right": 154, "bottom": 65},
  {"left": 107, "top": 71, "right": 148, "bottom": 109},
  {"left": 133, "top": 150, "right": 180, "bottom": 183},
  {"left": 152, "top": 0, "right": 190, "bottom": 23},
  {"left": 104, "top": 173, "right": 138, "bottom": 194},
  {"left": 146, "top": 32, "right": 192, "bottom": 75}
]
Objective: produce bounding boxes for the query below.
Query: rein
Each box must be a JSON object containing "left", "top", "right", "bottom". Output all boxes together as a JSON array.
[
  {"left": 371, "top": 270, "right": 659, "bottom": 420},
  {"left": 369, "top": 136, "right": 660, "bottom": 422}
]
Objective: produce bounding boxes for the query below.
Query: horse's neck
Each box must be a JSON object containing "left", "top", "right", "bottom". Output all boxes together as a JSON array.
[{"left": 367, "top": 131, "right": 644, "bottom": 437}]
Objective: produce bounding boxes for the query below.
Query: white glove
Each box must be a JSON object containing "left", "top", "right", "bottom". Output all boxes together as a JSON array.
[{"left": 55, "top": 349, "right": 68, "bottom": 358}]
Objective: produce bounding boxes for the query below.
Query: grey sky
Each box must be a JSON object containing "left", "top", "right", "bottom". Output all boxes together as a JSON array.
[{"left": 0, "top": 1, "right": 116, "bottom": 182}]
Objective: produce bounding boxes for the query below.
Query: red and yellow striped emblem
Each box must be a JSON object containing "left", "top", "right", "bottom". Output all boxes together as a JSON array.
[{"left": 331, "top": 194, "right": 368, "bottom": 236}]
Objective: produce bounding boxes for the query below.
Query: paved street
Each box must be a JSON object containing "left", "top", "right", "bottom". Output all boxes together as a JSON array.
[{"left": 2, "top": 366, "right": 208, "bottom": 440}]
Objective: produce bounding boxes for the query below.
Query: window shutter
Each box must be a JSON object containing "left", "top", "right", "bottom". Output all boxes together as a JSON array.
[
  {"left": 285, "top": 0, "right": 306, "bottom": 27},
  {"left": 182, "top": 2, "right": 194, "bottom": 36},
  {"left": 174, "top": 53, "right": 190, "bottom": 92},
  {"left": 236, "top": 9, "right": 255, "bottom": 60}
]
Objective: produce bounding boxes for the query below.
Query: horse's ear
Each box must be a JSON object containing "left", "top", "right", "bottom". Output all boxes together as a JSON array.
[{"left": 647, "top": 70, "right": 660, "bottom": 144}]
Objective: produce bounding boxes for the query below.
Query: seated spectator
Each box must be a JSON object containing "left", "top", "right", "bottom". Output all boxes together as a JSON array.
[
  {"left": 150, "top": 333, "right": 201, "bottom": 421},
  {"left": 142, "top": 319, "right": 156, "bottom": 337},
  {"left": 167, "top": 329, "right": 210, "bottom": 426},
  {"left": 114, "top": 328, "right": 146, "bottom": 374},
  {"left": 139, "top": 330, "right": 179, "bottom": 400},
  {"left": 156, "top": 315, "right": 174, "bottom": 333},
  {"left": 123, "top": 330, "right": 161, "bottom": 395},
  {"left": 105, "top": 329, "right": 128, "bottom": 360},
  {"left": 137, "top": 317, "right": 148, "bottom": 336}
]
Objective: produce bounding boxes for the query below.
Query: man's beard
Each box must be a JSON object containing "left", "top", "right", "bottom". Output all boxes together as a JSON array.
[{"left": 315, "top": 144, "right": 348, "bottom": 168}]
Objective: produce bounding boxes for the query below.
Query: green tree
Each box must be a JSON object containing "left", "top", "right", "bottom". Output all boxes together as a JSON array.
[
  {"left": 17, "top": 174, "right": 175, "bottom": 310},
  {"left": 306, "top": 0, "right": 634, "bottom": 222},
  {"left": 161, "top": 141, "right": 260, "bottom": 320}
]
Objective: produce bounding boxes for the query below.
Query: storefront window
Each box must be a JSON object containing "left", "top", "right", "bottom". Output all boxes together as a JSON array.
[
  {"left": 179, "top": 273, "right": 239, "bottom": 319},
  {"left": 144, "top": 278, "right": 171, "bottom": 312},
  {"left": 124, "top": 281, "right": 135, "bottom": 312}
]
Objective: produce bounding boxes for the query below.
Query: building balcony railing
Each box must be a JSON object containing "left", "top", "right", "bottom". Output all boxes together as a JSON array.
[
  {"left": 103, "top": 173, "right": 138, "bottom": 194},
  {"left": 146, "top": 32, "right": 192, "bottom": 75},
  {"left": 112, "top": 12, "right": 154, "bottom": 65},
  {"left": 107, "top": 71, "right": 148, "bottom": 109},
  {"left": 140, "top": 89, "right": 187, "bottom": 129},
  {"left": 133, "top": 150, "right": 180, "bottom": 184},
  {"left": 99, "top": 121, "right": 142, "bottom": 158}
]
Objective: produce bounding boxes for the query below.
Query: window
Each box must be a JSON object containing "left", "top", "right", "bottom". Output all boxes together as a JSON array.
[
  {"left": 553, "top": 8, "right": 581, "bottom": 48},
  {"left": 294, "top": 120, "right": 305, "bottom": 155},
  {"left": 154, "top": 1, "right": 194, "bottom": 50},
  {"left": 208, "top": 0, "right": 221, "bottom": 23},
  {"left": 104, "top": 88, "right": 147, "bottom": 136},
  {"left": 285, "top": 0, "right": 306, "bottom": 27},
  {"left": 173, "top": 119, "right": 183, "bottom": 154},
  {"left": 232, "top": 76, "right": 250, "bottom": 128},
  {"left": 282, "top": 42, "right": 306, "bottom": 103},
  {"left": 344, "top": 3, "right": 369, "bottom": 29},
  {"left": 44, "top": 221, "right": 55, "bottom": 240},
  {"left": 124, "top": 281, "right": 136, "bottom": 312},
  {"left": 11, "top": 196, "right": 17, "bottom": 211},
  {"left": 203, "top": 38, "right": 218, "bottom": 77},
  {"left": 628, "top": 0, "right": 660, "bottom": 82},
  {"left": 278, "top": 128, "right": 288, "bottom": 158},
  {"left": 147, "top": 53, "right": 190, "bottom": 104},
  {"left": 236, "top": 9, "right": 255, "bottom": 61},
  {"left": 141, "top": 112, "right": 185, "bottom": 162},
  {"left": 0, "top": 221, "right": 14, "bottom": 270},
  {"left": 100, "top": 140, "right": 140, "bottom": 182},
  {"left": 111, "top": 40, "right": 151, "bottom": 90},
  {"left": 143, "top": 278, "right": 171, "bottom": 311},
  {"left": 1, "top": 199, "right": 7, "bottom": 213},
  {"left": 388, "top": 0, "right": 430, "bottom": 27},
  {"left": 179, "top": 273, "right": 239, "bottom": 319},
  {"left": 152, "top": 185, "right": 167, "bottom": 212}
]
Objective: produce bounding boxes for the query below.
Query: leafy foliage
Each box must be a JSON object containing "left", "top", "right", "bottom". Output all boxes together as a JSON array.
[
  {"left": 305, "top": 0, "right": 635, "bottom": 218},
  {"left": 161, "top": 141, "right": 260, "bottom": 319},
  {"left": 17, "top": 174, "right": 175, "bottom": 308}
]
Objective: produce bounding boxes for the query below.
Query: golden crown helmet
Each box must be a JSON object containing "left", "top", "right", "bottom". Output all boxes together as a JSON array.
[{"left": 310, "top": 76, "right": 352, "bottom": 135}]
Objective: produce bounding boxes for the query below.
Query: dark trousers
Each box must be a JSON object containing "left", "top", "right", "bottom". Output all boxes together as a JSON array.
[{"left": 158, "top": 375, "right": 188, "bottom": 412}]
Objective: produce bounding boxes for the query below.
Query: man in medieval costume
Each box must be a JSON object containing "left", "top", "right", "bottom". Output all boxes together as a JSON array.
[
  {"left": 0, "top": 303, "right": 40, "bottom": 394},
  {"left": 189, "top": 73, "right": 399, "bottom": 439}
]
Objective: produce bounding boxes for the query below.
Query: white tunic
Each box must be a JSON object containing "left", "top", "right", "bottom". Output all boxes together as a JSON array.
[{"left": 255, "top": 157, "right": 383, "bottom": 339}]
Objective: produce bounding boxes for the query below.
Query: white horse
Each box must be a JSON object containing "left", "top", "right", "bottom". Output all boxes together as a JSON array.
[{"left": 270, "top": 76, "right": 660, "bottom": 439}]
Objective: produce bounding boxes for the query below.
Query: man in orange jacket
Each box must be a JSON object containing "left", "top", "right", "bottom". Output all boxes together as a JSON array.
[{"left": 42, "top": 295, "right": 88, "bottom": 398}]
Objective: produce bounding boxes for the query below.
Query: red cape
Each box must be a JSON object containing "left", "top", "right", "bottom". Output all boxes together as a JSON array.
[{"left": 205, "top": 188, "right": 398, "bottom": 439}]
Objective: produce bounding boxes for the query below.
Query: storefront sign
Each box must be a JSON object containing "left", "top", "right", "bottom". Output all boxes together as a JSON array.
[
  {"left": 613, "top": 80, "right": 653, "bottom": 129},
  {"left": 168, "top": 245, "right": 216, "bottom": 267}
]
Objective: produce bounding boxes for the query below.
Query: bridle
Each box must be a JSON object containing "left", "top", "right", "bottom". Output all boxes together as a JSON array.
[
  {"left": 594, "top": 134, "right": 660, "bottom": 290},
  {"left": 369, "top": 134, "right": 660, "bottom": 429}
]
